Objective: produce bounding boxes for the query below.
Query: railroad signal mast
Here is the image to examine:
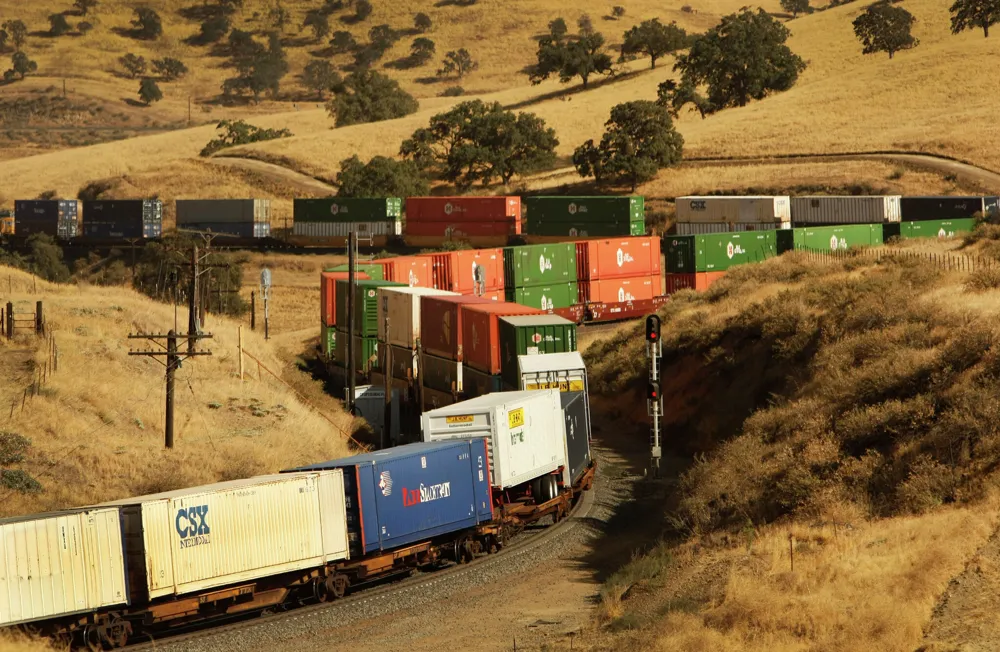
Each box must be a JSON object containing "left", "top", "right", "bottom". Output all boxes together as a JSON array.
[{"left": 645, "top": 314, "right": 662, "bottom": 476}]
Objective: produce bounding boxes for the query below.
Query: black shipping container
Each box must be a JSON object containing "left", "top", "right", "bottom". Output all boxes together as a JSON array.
[
  {"left": 560, "top": 391, "right": 592, "bottom": 485},
  {"left": 82, "top": 200, "right": 163, "bottom": 239},
  {"left": 14, "top": 200, "right": 78, "bottom": 238},
  {"left": 175, "top": 222, "right": 260, "bottom": 238},
  {"left": 900, "top": 196, "right": 998, "bottom": 221}
]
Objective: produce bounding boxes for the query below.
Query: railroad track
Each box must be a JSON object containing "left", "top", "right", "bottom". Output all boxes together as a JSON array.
[{"left": 127, "top": 467, "right": 599, "bottom": 651}]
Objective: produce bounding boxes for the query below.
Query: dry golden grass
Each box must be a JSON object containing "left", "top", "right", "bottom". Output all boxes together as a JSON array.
[
  {"left": 0, "top": 632, "right": 57, "bottom": 652},
  {"left": 0, "top": 264, "right": 355, "bottom": 518}
]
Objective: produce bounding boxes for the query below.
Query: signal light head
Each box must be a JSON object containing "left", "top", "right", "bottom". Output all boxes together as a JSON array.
[
  {"left": 647, "top": 382, "right": 659, "bottom": 401},
  {"left": 645, "top": 314, "right": 661, "bottom": 343}
]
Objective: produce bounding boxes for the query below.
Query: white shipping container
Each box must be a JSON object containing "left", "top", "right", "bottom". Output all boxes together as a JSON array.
[
  {"left": 377, "top": 286, "right": 458, "bottom": 348},
  {"left": 0, "top": 508, "right": 127, "bottom": 627},
  {"left": 421, "top": 389, "right": 567, "bottom": 489},
  {"left": 292, "top": 220, "right": 402, "bottom": 237},
  {"left": 676, "top": 196, "right": 791, "bottom": 224},
  {"left": 674, "top": 221, "right": 791, "bottom": 235},
  {"left": 790, "top": 196, "right": 901, "bottom": 224},
  {"left": 176, "top": 199, "right": 271, "bottom": 225},
  {"left": 101, "top": 472, "right": 348, "bottom": 601}
]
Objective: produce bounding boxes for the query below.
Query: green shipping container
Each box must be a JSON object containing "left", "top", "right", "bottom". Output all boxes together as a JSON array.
[
  {"left": 334, "top": 279, "right": 405, "bottom": 336},
  {"left": 505, "top": 282, "right": 580, "bottom": 310},
  {"left": 666, "top": 231, "right": 778, "bottom": 273},
  {"left": 902, "top": 218, "right": 975, "bottom": 239},
  {"left": 295, "top": 198, "right": 402, "bottom": 223},
  {"left": 333, "top": 329, "right": 380, "bottom": 373},
  {"left": 779, "top": 224, "right": 884, "bottom": 253},
  {"left": 498, "top": 315, "right": 577, "bottom": 388},
  {"left": 526, "top": 217, "right": 645, "bottom": 237},
  {"left": 504, "top": 243, "right": 577, "bottom": 288},
  {"left": 882, "top": 223, "right": 902, "bottom": 241},
  {"left": 325, "top": 263, "right": 385, "bottom": 280},
  {"left": 321, "top": 324, "right": 337, "bottom": 358},
  {"left": 525, "top": 196, "right": 644, "bottom": 223}
]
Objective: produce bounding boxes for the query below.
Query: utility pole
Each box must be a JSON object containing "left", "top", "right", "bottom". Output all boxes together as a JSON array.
[
  {"left": 383, "top": 306, "right": 392, "bottom": 449},
  {"left": 183, "top": 235, "right": 230, "bottom": 354},
  {"left": 347, "top": 231, "right": 357, "bottom": 414},
  {"left": 645, "top": 315, "right": 662, "bottom": 477},
  {"left": 260, "top": 268, "right": 272, "bottom": 340},
  {"left": 129, "top": 329, "right": 213, "bottom": 449}
]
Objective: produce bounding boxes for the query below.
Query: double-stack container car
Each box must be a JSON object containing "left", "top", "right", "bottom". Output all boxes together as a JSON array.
[
  {"left": 405, "top": 197, "right": 521, "bottom": 246},
  {"left": 503, "top": 243, "right": 579, "bottom": 310},
  {"left": 524, "top": 196, "right": 645, "bottom": 239},
  {"left": 674, "top": 196, "right": 791, "bottom": 235},
  {"left": 81, "top": 200, "right": 163, "bottom": 239},
  {"left": 14, "top": 199, "right": 79, "bottom": 238},
  {"left": 900, "top": 196, "right": 998, "bottom": 221},
  {"left": 292, "top": 198, "right": 402, "bottom": 243},
  {"left": 575, "top": 236, "right": 662, "bottom": 303},
  {"left": 175, "top": 199, "right": 271, "bottom": 238},
  {"left": 789, "top": 196, "right": 901, "bottom": 225},
  {"left": 423, "top": 248, "right": 505, "bottom": 299},
  {"left": 776, "top": 224, "right": 884, "bottom": 253}
]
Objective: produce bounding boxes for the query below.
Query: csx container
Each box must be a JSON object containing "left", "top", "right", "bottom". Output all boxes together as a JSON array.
[
  {"left": 506, "top": 282, "right": 579, "bottom": 310},
  {"left": 419, "top": 294, "right": 496, "bottom": 361},
  {"left": 326, "top": 263, "right": 385, "bottom": 280},
  {"left": 675, "top": 222, "right": 790, "bottom": 235},
  {"left": 321, "top": 271, "right": 371, "bottom": 327},
  {"left": 524, "top": 196, "right": 645, "bottom": 236},
  {"left": 666, "top": 231, "right": 778, "bottom": 273},
  {"left": 294, "top": 198, "right": 402, "bottom": 222},
  {"left": 100, "top": 473, "right": 349, "bottom": 601},
  {"left": 335, "top": 279, "right": 406, "bottom": 336},
  {"left": 422, "top": 390, "right": 568, "bottom": 489},
  {"left": 900, "top": 196, "right": 998, "bottom": 221},
  {"left": 901, "top": 218, "right": 976, "bottom": 239},
  {"left": 578, "top": 275, "right": 658, "bottom": 303},
  {"left": 560, "top": 391, "right": 592, "bottom": 486},
  {"left": 82, "top": 199, "right": 163, "bottom": 239},
  {"left": 790, "top": 196, "right": 901, "bottom": 224},
  {"left": 0, "top": 507, "right": 127, "bottom": 627},
  {"left": 498, "top": 315, "right": 577, "bottom": 388},
  {"left": 504, "top": 243, "right": 577, "bottom": 288},
  {"left": 287, "top": 440, "right": 494, "bottom": 555},
  {"left": 675, "top": 196, "right": 790, "bottom": 224},
  {"left": 14, "top": 199, "right": 79, "bottom": 238},
  {"left": 576, "top": 236, "right": 661, "bottom": 281},
  {"left": 461, "top": 303, "right": 544, "bottom": 374},
  {"left": 334, "top": 331, "right": 380, "bottom": 372},
  {"left": 376, "top": 286, "right": 458, "bottom": 348},
  {"left": 405, "top": 196, "right": 521, "bottom": 223},
  {"left": 777, "top": 224, "right": 883, "bottom": 253},
  {"left": 425, "top": 249, "right": 505, "bottom": 294}
]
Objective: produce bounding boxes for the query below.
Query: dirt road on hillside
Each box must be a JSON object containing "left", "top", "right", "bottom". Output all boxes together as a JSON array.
[{"left": 209, "top": 157, "right": 337, "bottom": 196}]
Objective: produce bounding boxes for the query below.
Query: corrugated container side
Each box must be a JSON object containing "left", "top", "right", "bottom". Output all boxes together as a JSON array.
[
  {"left": 795, "top": 224, "right": 884, "bottom": 251},
  {"left": 665, "top": 235, "right": 696, "bottom": 274},
  {"left": 294, "top": 198, "right": 401, "bottom": 222},
  {"left": 405, "top": 196, "right": 520, "bottom": 222},
  {"left": 790, "top": 196, "right": 902, "bottom": 224},
  {"left": 524, "top": 196, "right": 643, "bottom": 223},
  {"left": 383, "top": 256, "right": 433, "bottom": 287},
  {"left": 321, "top": 271, "right": 370, "bottom": 327},
  {"left": 326, "top": 263, "right": 386, "bottom": 280},
  {"left": 675, "top": 221, "right": 790, "bottom": 235},
  {"left": 664, "top": 272, "right": 727, "bottom": 294},
  {"left": 388, "top": 344, "right": 418, "bottom": 380},
  {"left": 334, "top": 279, "right": 406, "bottom": 335},
  {"left": 505, "top": 282, "right": 579, "bottom": 310},
  {"left": 421, "top": 390, "right": 568, "bottom": 489},
  {"left": 376, "top": 286, "right": 458, "bottom": 348},
  {"left": 334, "top": 330, "right": 380, "bottom": 372},
  {"left": 902, "top": 218, "right": 976, "bottom": 239},
  {"left": 503, "top": 243, "right": 578, "bottom": 288},
  {"left": 694, "top": 231, "right": 778, "bottom": 272},
  {"left": 420, "top": 352, "right": 463, "bottom": 392},
  {"left": 0, "top": 508, "right": 127, "bottom": 627},
  {"left": 900, "top": 197, "right": 988, "bottom": 221},
  {"left": 427, "top": 249, "right": 505, "bottom": 294},
  {"left": 176, "top": 199, "right": 271, "bottom": 225},
  {"left": 292, "top": 221, "right": 401, "bottom": 237},
  {"left": 560, "top": 391, "right": 592, "bottom": 486},
  {"left": 498, "top": 315, "right": 577, "bottom": 388},
  {"left": 287, "top": 440, "right": 494, "bottom": 554},
  {"left": 174, "top": 222, "right": 259, "bottom": 238},
  {"left": 404, "top": 220, "right": 520, "bottom": 237},
  {"left": 575, "top": 236, "right": 661, "bottom": 281},
  {"left": 461, "top": 303, "right": 544, "bottom": 374},
  {"left": 578, "top": 275, "right": 657, "bottom": 303},
  {"left": 675, "top": 196, "right": 790, "bottom": 224},
  {"left": 419, "top": 294, "right": 496, "bottom": 361},
  {"left": 15, "top": 200, "right": 79, "bottom": 237}
]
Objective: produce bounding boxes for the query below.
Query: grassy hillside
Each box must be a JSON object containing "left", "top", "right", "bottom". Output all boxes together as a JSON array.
[
  {"left": 0, "top": 264, "right": 355, "bottom": 518},
  {"left": 581, "top": 231, "right": 1000, "bottom": 649}
]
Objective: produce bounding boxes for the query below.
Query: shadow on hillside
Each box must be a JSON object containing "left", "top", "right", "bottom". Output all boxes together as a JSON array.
[
  {"left": 385, "top": 55, "right": 425, "bottom": 71},
  {"left": 178, "top": 4, "right": 229, "bottom": 20},
  {"left": 280, "top": 35, "right": 315, "bottom": 48},
  {"left": 503, "top": 68, "right": 648, "bottom": 111},
  {"left": 413, "top": 75, "right": 444, "bottom": 85},
  {"left": 120, "top": 98, "right": 148, "bottom": 108}
]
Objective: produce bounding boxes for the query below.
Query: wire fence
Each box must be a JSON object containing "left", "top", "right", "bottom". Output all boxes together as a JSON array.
[
  {"left": 794, "top": 246, "right": 995, "bottom": 272},
  {"left": 8, "top": 333, "right": 58, "bottom": 421}
]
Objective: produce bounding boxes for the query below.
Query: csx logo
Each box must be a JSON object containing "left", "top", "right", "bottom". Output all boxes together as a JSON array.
[{"left": 176, "top": 505, "right": 211, "bottom": 547}]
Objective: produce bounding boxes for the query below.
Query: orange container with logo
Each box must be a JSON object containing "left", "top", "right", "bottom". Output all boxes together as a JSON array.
[
  {"left": 320, "top": 271, "right": 369, "bottom": 326},
  {"left": 425, "top": 248, "right": 505, "bottom": 294},
  {"left": 575, "top": 236, "right": 661, "bottom": 281},
  {"left": 664, "top": 272, "right": 726, "bottom": 294},
  {"left": 460, "top": 303, "right": 544, "bottom": 374},
  {"left": 578, "top": 274, "right": 658, "bottom": 304},
  {"left": 419, "top": 295, "right": 496, "bottom": 361},
  {"left": 405, "top": 196, "right": 521, "bottom": 222},
  {"left": 382, "top": 256, "right": 433, "bottom": 288}
]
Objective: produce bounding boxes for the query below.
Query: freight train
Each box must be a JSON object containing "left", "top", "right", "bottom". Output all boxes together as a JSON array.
[{"left": 0, "top": 390, "right": 594, "bottom": 649}]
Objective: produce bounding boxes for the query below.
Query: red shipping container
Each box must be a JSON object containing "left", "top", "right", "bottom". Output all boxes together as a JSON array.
[
  {"left": 664, "top": 272, "right": 726, "bottom": 294},
  {"left": 404, "top": 220, "right": 520, "bottom": 237},
  {"left": 460, "top": 303, "right": 544, "bottom": 374},
  {"left": 406, "top": 196, "right": 521, "bottom": 222},
  {"left": 382, "top": 256, "right": 433, "bottom": 287},
  {"left": 420, "top": 295, "right": 496, "bottom": 361},
  {"left": 427, "top": 249, "right": 505, "bottom": 294},
  {"left": 320, "top": 271, "right": 370, "bottom": 326},
  {"left": 579, "top": 274, "right": 658, "bottom": 304},
  {"left": 576, "top": 236, "right": 662, "bottom": 281}
]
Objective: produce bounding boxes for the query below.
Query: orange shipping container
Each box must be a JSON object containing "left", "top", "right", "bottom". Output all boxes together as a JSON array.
[
  {"left": 579, "top": 275, "right": 658, "bottom": 304},
  {"left": 576, "top": 236, "right": 661, "bottom": 281},
  {"left": 420, "top": 295, "right": 496, "bottom": 361},
  {"left": 427, "top": 249, "right": 505, "bottom": 294},
  {"left": 460, "top": 303, "right": 544, "bottom": 374},
  {"left": 664, "top": 272, "right": 726, "bottom": 294},
  {"left": 320, "top": 271, "right": 370, "bottom": 326},
  {"left": 381, "top": 256, "right": 434, "bottom": 287}
]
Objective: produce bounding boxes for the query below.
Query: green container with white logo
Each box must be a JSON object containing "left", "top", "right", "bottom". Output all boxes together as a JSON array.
[
  {"left": 902, "top": 218, "right": 975, "bottom": 239},
  {"left": 321, "top": 324, "right": 337, "bottom": 358},
  {"left": 524, "top": 196, "right": 645, "bottom": 236},
  {"left": 498, "top": 315, "right": 577, "bottom": 388},
  {"left": 334, "top": 279, "right": 405, "bottom": 336},
  {"left": 503, "top": 243, "right": 577, "bottom": 288},
  {"left": 779, "top": 224, "right": 883, "bottom": 253},
  {"left": 295, "top": 198, "right": 402, "bottom": 223},
  {"left": 325, "top": 263, "right": 385, "bottom": 280},
  {"left": 666, "top": 231, "right": 778, "bottom": 272},
  {"left": 505, "top": 282, "right": 579, "bottom": 310}
]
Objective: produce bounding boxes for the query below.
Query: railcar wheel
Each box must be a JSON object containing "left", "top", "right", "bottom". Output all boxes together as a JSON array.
[{"left": 325, "top": 573, "right": 349, "bottom": 600}]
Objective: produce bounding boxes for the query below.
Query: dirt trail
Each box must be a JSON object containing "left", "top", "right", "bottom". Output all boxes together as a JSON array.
[{"left": 208, "top": 157, "right": 337, "bottom": 196}]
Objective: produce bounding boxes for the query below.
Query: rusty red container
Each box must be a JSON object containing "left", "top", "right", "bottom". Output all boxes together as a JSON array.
[
  {"left": 575, "top": 236, "right": 661, "bottom": 281},
  {"left": 406, "top": 196, "right": 521, "bottom": 222},
  {"left": 427, "top": 249, "right": 504, "bottom": 294},
  {"left": 320, "top": 271, "right": 369, "bottom": 326},
  {"left": 420, "top": 294, "right": 496, "bottom": 361},
  {"left": 578, "top": 274, "right": 658, "bottom": 304},
  {"left": 460, "top": 303, "right": 544, "bottom": 374}
]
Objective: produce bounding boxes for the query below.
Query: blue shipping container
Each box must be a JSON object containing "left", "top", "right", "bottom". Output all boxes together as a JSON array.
[{"left": 286, "top": 440, "right": 493, "bottom": 555}]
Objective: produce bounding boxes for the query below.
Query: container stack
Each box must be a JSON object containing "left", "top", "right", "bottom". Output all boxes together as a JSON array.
[
  {"left": 497, "top": 315, "right": 578, "bottom": 390},
  {"left": 333, "top": 279, "right": 405, "bottom": 374},
  {"left": 375, "top": 285, "right": 459, "bottom": 384},
  {"left": 423, "top": 248, "right": 505, "bottom": 300},
  {"left": 664, "top": 231, "right": 778, "bottom": 293},
  {"left": 576, "top": 236, "right": 662, "bottom": 304},
  {"left": 14, "top": 199, "right": 79, "bottom": 238},
  {"left": 503, "top": 243, "right": 579, "bottom": 310},
  {"left": 673, "top": 196, "right": 790, "bottom": 235},
  {"left": 776, "top": 224, "right": 883, "bottom": 254},
  {"left": 887, "top": 196, "right": 997, "bottom": 240},
  {"left": 459, "top": 302, "right": 544, "bottom": 398},
  {"left": 319, "top": 270, "right": 370, "bottom": 358},
  {"left": 418, "top": 294, "right": 496, "bottom": 399},
  {"left": 524, "top": 196, "right": 645, "bottom": 238},
  {"left": 292, "top": 198, "right": 402, "bottom": 240},
  {"left": 82, "top": 200, "right": 163, "bottom": 239},
  {"left": 789, "top": 196, "right": 901, "bottom": 225},
  {"left": 404, "top": 197, "right": 521, "bottom": 246},
  {"left": 372, "top": 256, "right": 433, "bottom": 288},
  {"left": 175, "top": 199, "right": 271, "bottom": 238}
]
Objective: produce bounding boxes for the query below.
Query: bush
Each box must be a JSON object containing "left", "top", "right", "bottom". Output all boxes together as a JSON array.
[
  {"left": 965, "top": 268, "right": 1000, "bottom": 292},
  {"left": 327, "top": 69, "right": 418, "bottom": 127},
  {"left": 200, "top": 119, "right": 292, "bottom": 156},
  {"left": 335, "top": 155, "right": 429, "bottom": 198},
  {"left": 440, "top": 85, "right": 464, "bottom": 97}
]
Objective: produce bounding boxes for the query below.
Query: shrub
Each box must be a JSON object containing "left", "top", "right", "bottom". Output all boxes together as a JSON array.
[
  {"left": 327, "top": 69, "right": 418, "bottom": 127},
  {"left": 440, "top": 85, "right": 464, "bottom": 97},
  {"left": 200, "top": 119, "right": 292, "bottom": 156}
]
